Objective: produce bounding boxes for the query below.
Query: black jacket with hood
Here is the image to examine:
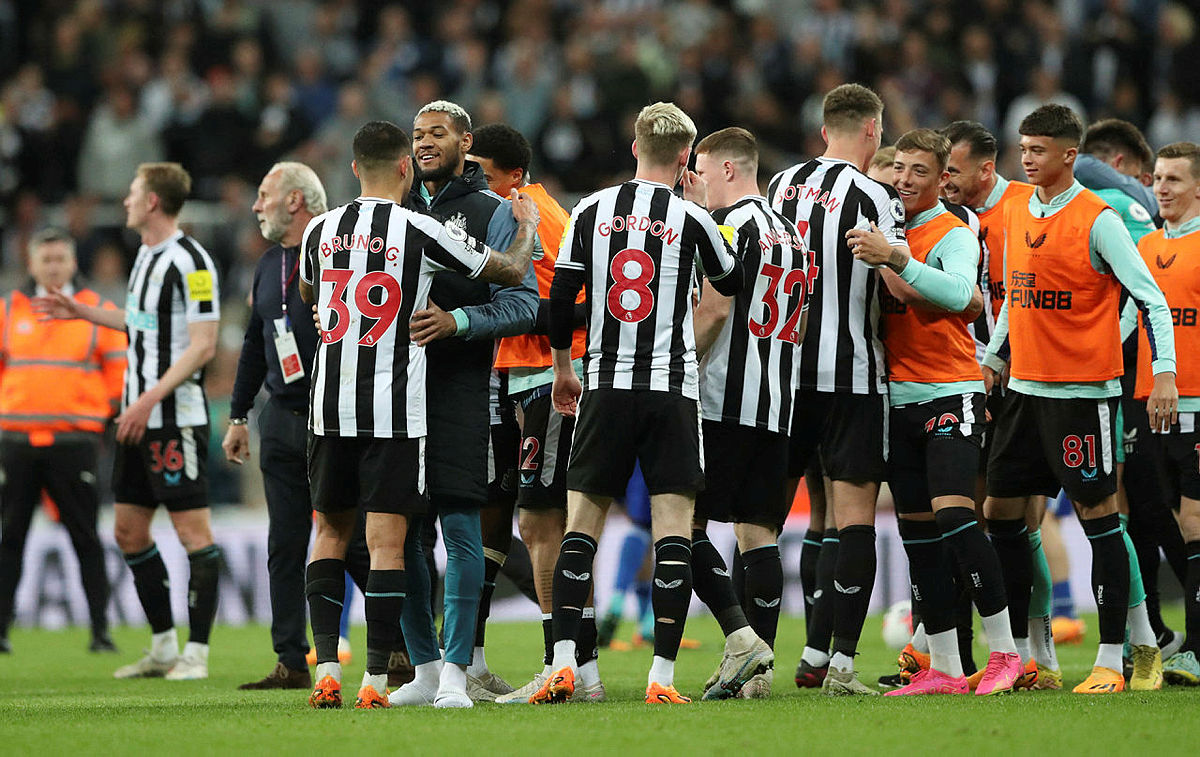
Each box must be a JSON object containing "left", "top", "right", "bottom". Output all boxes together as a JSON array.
[{"left": 408, "top": 161, "right": 538, "bottom": 507}]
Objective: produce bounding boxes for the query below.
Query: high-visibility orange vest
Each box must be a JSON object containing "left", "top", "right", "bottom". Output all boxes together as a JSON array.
[
  {"left": 1135, "top": 228, "right": 1200, "bottom": 400},
  {"left": 882, "top": 209, "right": 981, "bottom": 384},
  {"left": 0, "top": 285, "right": 126, "bottom": 445},
  {"left": 493, "top": 182, "right": 587, "bottom": 370},
  {"left": 1005, "top": 188, "right": 1122, "bottom": 382},
  {"left": 979, "top": 180, "right": 1035, "bottom": 320}
]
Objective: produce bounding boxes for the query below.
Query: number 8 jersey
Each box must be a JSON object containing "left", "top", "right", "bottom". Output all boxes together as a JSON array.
[
  {"left": 700, "top": 195, "right": 812, "bottom": 434},
  {"left": 300, "top": 196, "right": 492, "bottom": 438},
  {"left": 556, "top": 178, "right": 741, "bottom": 399}
]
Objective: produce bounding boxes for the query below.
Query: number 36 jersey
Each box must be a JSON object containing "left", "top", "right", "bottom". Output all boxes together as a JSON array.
[
  {"left": 556, "top": 178, "right": 741, "bottom": 400},
  {"left": 701, "top": 195, "right": 812, "bottom": 435},
  {"left": 300, "top": 196, "right": 492, "bottom": 439}
]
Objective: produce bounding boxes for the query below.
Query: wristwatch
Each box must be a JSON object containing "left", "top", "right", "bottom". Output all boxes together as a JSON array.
[{"left": 229, "top": 417, "right": 248, "bottom": 426}]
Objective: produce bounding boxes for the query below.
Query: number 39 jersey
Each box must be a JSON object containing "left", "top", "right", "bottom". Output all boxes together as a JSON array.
[
  {"left": 700, "top": 196, "right": 812, "bottom": 434},
  {"left": 300, "top": 196, "right": 492, "bottom": 439},
  {"left": 556, "top": 179, "right": 739, "bottom": 400}
]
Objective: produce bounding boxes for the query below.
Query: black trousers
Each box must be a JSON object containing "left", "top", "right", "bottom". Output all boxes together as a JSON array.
[
  {"left": 259, "top": 397, "right": 369, "bottom": 670},
  {"left": 0, "top": 436, "right": 110, "bottom": 635}
]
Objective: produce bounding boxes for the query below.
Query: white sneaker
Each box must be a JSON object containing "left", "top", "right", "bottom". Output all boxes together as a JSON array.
[
  {"left": 387, "top": 679, "right": 437, "bottom": 706},
  {"left": 495, "top": 671, "right": 548, "bottom": 704},
  {"left": 466, "top": 669, "right": 515, "bottom": 702},
  {"left": 114, "top": 650, "right": 178, "bottom": 679},
  {"left": 164, "top": 642, "right": 208, "bottom": 680},
  {"left": 570, "top": 680, "right": 607, "bottom": 702}
]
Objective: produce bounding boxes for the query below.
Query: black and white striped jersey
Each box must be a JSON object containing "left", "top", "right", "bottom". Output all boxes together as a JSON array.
[
  {"left": 700, "top": 195, "right": 811, "bottom": 434},
  {"left": 123, "top": 230, "right": 220, "bottom": 429},
  {"left": 556, "top": 178, "right": 740, "bottom": 399},
  {"left": 941, "top": 198, "right": 991, "bottom": 362},
  {"left": 300, "top": 196, "right": 492, "bottom": 438},
  {"left": 767, "top": 157, "right": 906, "bottom": 394}
]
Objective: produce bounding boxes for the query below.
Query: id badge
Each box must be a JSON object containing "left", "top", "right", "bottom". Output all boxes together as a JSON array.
[{"left": 274, "top": 318, "right": 305, "bottom": 384}]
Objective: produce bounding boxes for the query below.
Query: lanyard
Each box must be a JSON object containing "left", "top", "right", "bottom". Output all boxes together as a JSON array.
[{"left": 280, "top": 248, "right": 299, "bottom": 322}]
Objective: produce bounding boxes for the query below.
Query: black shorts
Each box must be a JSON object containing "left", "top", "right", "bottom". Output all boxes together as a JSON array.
[
  {"left": 987, "top": 392, "right": 1118, "bottom": 506},
  {"left": 1147, "top": 412, "right": 1200, "bottom": 504},
  {"left": 888, "top": 394, "right": 985, "bottom": 515},
  {"left": 787, "top": 389, "right": 887, "bottom": 482},
  {"left": 113, "top": 425, "right": 209, "bottom": 511},
  {"left": 979, "top": 386, "right": 1010, "bottom": 477},
  {"left": 487, "top": 415, "right": 520, "bottom": 508},
  {"left": 515, "top": 389, "right": 574, "bottom": 510},
  {"left": 308, "top": 434, "right": 427, "bottom": 515},
  {"left": 566, "top": 388, "right": 703, "bottom": 498},
  {"left": 695, "top": 420, "right": 789, "bottom": 528}
]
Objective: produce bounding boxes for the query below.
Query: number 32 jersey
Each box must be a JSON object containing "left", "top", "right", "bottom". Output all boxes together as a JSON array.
[
  {"left": 556, "top": 178, "right": 740, "bottom": 400},
  {"left": 701, "top": 195, "right": 812, "bottom": 434},
  {"left": 300, "top": 196, "right": 492, "bottom": 439}
]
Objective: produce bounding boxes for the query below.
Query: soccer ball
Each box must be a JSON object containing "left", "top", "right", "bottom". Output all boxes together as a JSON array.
[{"left": 881, "top": 600, "right": 913, "bottom": 650}]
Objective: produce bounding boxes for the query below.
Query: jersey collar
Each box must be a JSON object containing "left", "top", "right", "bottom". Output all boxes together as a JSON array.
[
  {"left": 978, "top": 175, "right": 1010, "bottom": 214},
  {"left": 1166, "top": 215, "right": 1200, "bottom": 239},
  {"left": 143, "top": 229, "right": 184, "bottom": 253}
]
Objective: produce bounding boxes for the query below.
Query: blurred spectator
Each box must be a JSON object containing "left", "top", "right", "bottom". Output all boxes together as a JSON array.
[
  {"left": 292, "top": 46, "right": 338, "bottom": 130},
  {"left": 141, "top": 49, "right": 208, "bottom": 134},
  {"left": 300, "top": 80, "right": 368, "bottom": 207},
  {"left": 77, "top": 85, "right": 163, "bottom": 200},
  {"left": 87, "top": 242, "right": 128, "bottom": 306},
  {"left": 1002, "top": 66, "right": 1088, "bottom": 149},
  {"left": 185, "top": 68, "right": 255, "bottom": 198}
]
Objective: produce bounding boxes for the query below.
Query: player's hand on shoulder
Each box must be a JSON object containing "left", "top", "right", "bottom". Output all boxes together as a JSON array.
[
  {"left": 846, "top": 222, "right": 896, "bottom": 267},
  {"left": 510, "top": 189, "right": 540, "bottom": 227}
]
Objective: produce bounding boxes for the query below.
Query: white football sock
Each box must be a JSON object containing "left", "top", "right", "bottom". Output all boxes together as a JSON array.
[
  {"left": 578, "top": 659, "right": 601, "bottom": 688},
  {"left": 551, "top": 639, "right": 577, "bottom": 672},
  {"left": 648, "top": 655, "right": 674, "bottom": 687},
  {"left": 1095, "top": 643, "right": 1123, "bottom": 672},
  {"left": 180, "top": 641, "right": 208, "bottom": 664},
  {"left": 151, "top": 628, "right": 178, "bottom": 661},
  {"left": 439, "top": 662, "right": 467, "bottom": 693},
  {"left": 911, "top": 622, "right": 929, "bottom": 654},
  {"left": 980, "top": 609, "right": 1017, "bottom": 655},
  {"left": 467, "top": 646, "right": 488, "bottom": 676},
  {"left": 829, "top": 651, "right": 854, "bottom": 673},
  {"left": 361, "top": 670, "right": 387, "bottom": 696},
  {"left": 413, "top": 660, "right": 442, "bottom": 687},
  {"left": 927, "top": 629, "right": 964, "bottom": 678},
  {"left": 801, "top": 646, "right": 830, "bottom": 668},
  {"left": 1014, "top": 636, "right": 1032, "bottom": 665},
  {"left": 1127, "top": 601, "right": 1157, "bottom": 647},
  {"left": 315, "top": 661, "right": 341, "bottom": 683},
  {"left": 1028, "top": 616, "right": 1058, "bottom": 669}
]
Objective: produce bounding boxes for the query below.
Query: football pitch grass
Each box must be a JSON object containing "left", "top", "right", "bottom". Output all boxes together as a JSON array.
[{"left": 3, "top": 611, "right": 1198, "bottom": 755}]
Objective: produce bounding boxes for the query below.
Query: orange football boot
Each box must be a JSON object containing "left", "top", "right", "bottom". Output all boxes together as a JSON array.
[
  {"left": 309, "top": 675, "right": 343, "bottom": 709},
  {"left": 1072, "top": 666, "right": 1124, "bottom": 694},
  {"left": 529, "top": 666, "right": 575, "bottom": 704},
  {"left": 645, "top": 682, "right": 692, "bottom": 703}
]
